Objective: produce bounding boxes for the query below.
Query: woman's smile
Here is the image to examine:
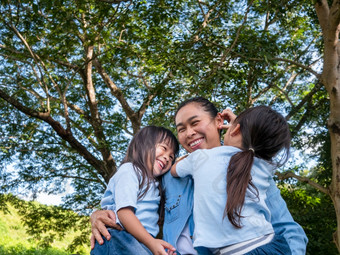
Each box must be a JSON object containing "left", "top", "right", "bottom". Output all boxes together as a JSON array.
[
  {"left": 175, "top": 103, "right": 223, "bottom": 153},
  {"left": 188, "top": 138, "right": 204, "bottom": 150}
]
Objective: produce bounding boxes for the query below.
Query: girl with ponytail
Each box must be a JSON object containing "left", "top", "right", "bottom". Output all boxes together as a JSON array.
[{"left": 171, "top": 105, "right": 292, "bottom": 255}]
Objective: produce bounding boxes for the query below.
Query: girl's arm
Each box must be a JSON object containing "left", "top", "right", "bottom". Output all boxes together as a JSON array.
[
  {"left": 117, "top": 207, "right": 176, "bottom": 255},
  {"left": 170, "top": 162, "right": 179, "bottom": 177},
  {"left": 171, "top": 154, "right": 189, "bottom": 177}
]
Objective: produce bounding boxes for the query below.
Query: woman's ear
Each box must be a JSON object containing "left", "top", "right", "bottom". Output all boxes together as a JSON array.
[{"left": 216, "top": 113, "right": 224, "bottom": 129}]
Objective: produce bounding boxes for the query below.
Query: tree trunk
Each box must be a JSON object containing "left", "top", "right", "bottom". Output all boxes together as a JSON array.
[{"left": 315, "top": 0, "right": 340, "bottom": 251}]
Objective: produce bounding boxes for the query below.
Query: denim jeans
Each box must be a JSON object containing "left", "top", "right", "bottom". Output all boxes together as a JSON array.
[
  {"left": 90, "top": 228, "right": 153, "bottom": 255},
  {"left": 244, "top": 234, "right": 291, "bottom": 255},
  {"left": 195, "top": 234, "right": 291, "bottom": 255}
]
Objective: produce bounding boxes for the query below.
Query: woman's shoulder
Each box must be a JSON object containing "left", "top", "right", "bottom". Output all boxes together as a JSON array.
[{"left": 253, "top": 158, "right": 275, "bottom": 175}]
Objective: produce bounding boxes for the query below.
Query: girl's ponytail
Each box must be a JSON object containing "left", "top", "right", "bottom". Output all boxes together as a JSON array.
[
  {"left": 224, "top": 106, "right": 290, "bottom": 228},
  {"left": 224, "top": 150, "right": 258, "bottom": 228}
]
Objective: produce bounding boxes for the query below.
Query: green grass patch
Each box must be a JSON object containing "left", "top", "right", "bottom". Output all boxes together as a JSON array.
[{"left": 0, "top": 196, "right": 90, "bottom": 255}]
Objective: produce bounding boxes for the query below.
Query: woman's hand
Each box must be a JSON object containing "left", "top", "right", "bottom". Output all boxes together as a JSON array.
[
  {"left": 149, "top": 239, "right": 176, "bottom": 255},
  {"left": 90, "top": 210, "right": 122, "bottom": 249}
]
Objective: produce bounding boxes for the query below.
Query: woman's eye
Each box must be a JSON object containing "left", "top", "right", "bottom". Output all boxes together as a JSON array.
[
  {"left": 178, "top": 128, "right": 185, "bottom": 133},
  {"left": 192, "top": 121, "right": 199, "bottom": 126}
]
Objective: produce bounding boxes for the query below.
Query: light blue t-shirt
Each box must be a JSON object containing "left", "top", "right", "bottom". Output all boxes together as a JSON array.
[
  {"left": 176, "top": 146, "right": 274, "bottom": 248},
  {"left": 101, "top": 162, "right": 160, "bottom": 237}
]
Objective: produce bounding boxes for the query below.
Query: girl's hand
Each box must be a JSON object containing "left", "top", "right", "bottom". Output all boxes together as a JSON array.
[
  {"left": 219, "top": 108, "right": 237, "bottom": 130},
  {"left": 149, "top": 239, "right": 176, "bottom": 255}
]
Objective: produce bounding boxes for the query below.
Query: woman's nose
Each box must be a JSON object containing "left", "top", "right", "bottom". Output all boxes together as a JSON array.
[{"left": 186, "top": 126, "right": 196, "bottom": 137}]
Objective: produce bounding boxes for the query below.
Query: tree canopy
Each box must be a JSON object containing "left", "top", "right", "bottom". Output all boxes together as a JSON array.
[{"left": 0, "top": 0, "right": 339, "bottom": 253}]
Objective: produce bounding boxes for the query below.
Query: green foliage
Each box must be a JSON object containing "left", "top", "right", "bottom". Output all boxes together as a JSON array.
[
  {"left": 0, "top": 194, "right": 90, "bottom": 254},
  {"left": 0, "top": 0, "right": 336, "bottom": 253},
  {"left": 280, "top": 186, "right": 338, "bottom": 254},
  {"left": 0, "top": 245, "right": 67, "bottom": 255}
]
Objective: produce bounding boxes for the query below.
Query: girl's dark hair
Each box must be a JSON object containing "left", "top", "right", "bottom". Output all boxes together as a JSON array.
[
  {"left": 122, "top": 126, "right": 179, "bottom": 226},
  {"left": 175, "top": 96, "right": 218, "bottom": 120},
  {"left": 225, "top": 106, "right": 291, "bottom": 228},
  {"left": 122, "top": 125, "right": 179, "bottom": 199}
]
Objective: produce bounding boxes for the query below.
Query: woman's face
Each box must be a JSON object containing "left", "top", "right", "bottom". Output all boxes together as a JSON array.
[{"left": 175, "top": 103, "right": 222, "bottom": 153}]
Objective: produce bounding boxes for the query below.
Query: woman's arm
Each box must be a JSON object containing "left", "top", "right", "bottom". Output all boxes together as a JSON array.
[
  {"left": 90, "top": 209, "right": 122, "bottom": 249},
  {"left": 117, "top": 207, "right": 176, "bottom": 255},
  {"left": 266, "top": 179, "right": 308, "bottom": 255}
]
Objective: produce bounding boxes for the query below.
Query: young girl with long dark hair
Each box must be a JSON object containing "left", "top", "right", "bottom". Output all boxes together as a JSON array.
[
  {"left": 91, "top": 126, "right": 179, "bottom": 255},
  {"left": 171, "top": 105, "right": 292, "bottom": 255}
]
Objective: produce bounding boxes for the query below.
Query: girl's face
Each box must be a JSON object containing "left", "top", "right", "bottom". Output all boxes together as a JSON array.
[
  {"left": 175, "top": 103, "right": 223, "bottom": 153},
  {"left": 152, "top": 142, "right": 175, "bottom": 177}
]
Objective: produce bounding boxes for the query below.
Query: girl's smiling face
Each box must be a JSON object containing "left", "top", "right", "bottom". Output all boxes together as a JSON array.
[
  {"left": 152, "top": 142, "right": 175, "bottom": 177},
  {"left": 175, "top": 103, "right": 223, "bottom": 153}
]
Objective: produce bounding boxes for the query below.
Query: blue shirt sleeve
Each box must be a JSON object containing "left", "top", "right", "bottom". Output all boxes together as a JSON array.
[
  {"left": 266, "top": 178, "right": 308, "bottom": 255},
  {"left": 114, "top": 164, "right": 139, "bottom": 211},
  {"left": 100, "top": 163, "right": 140, "bottom": 212}
]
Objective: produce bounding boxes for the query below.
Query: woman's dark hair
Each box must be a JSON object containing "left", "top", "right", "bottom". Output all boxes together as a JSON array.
[
  {"left": 225, "top": 106, "right": 291, "bottom": 228},
  {"left": 174, "top": 96, "right": 219, "bottom": 120}
]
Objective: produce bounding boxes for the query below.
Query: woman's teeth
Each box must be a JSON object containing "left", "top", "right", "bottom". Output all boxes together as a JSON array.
[{"left": 190, "top": 139, "right": 203, "bottom": 147}]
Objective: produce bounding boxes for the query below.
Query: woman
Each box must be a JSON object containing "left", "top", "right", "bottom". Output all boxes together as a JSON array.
[{"left": 91, "top": 97, "right": 308, "bottom": 255}]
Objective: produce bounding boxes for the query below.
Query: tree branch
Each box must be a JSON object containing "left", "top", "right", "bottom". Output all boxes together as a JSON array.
[
  {"left": 96, "top": 0, "right": 131, "bottom": 3},
  {"left": 83, "top": 46, "right": 116, "bottom": 181},
  {"left": 193, "top": 1, "right": 221, "bottom": 42},
  {"left": 0, "top": 88, "right": 109, "bottom": 181},
  {"left": 0, "top": 43, "right": 80, "bottom": 71},
  {"left": 93, "top": 58, "right": 141, "bottom": 133},
  {"left": 200, "top": 0, "right": 254, "bottom": 82},
  {"left": 329, "top": 0, "right": 340, "bottom": 33},
  {"left": 275, "top": 171, "right": 330, "bottom": 196},
  {"left": 315, "top": 0, "right": 329, "bottom": 35},
  {"left": 231, "top": 51, "right": 321, "bottom": 79},
  {"left": 269, "top": 72, "right": 297, "bottom": 106},
  {"left": 286, "top": 81, "right": 323, "bottom": 120},
  {"left": 220, "top": 0, "right": 254, "bottom": 65}
]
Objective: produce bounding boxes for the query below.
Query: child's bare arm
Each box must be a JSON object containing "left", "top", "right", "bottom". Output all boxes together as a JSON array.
[
  {"left": 117, "top": 207, "right": 175, "bottom": 255},
  {"left": 170, "top": 162, "right": 179, "bottom": 177},
  {"left": 171, "top": 154, "right": 188, "bottom": 177}
]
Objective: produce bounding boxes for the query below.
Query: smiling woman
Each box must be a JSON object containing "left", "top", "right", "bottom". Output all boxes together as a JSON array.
[
  {"left": 90, "top": 97, "right": 308, "bottom": 255},
  {"left": 174, "top": 99, "right": 223, "bottom": 152}
]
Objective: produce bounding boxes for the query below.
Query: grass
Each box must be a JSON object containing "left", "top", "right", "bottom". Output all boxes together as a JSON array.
[{"left": 0, "top": 200, "right": 91, "bottom": 255}]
